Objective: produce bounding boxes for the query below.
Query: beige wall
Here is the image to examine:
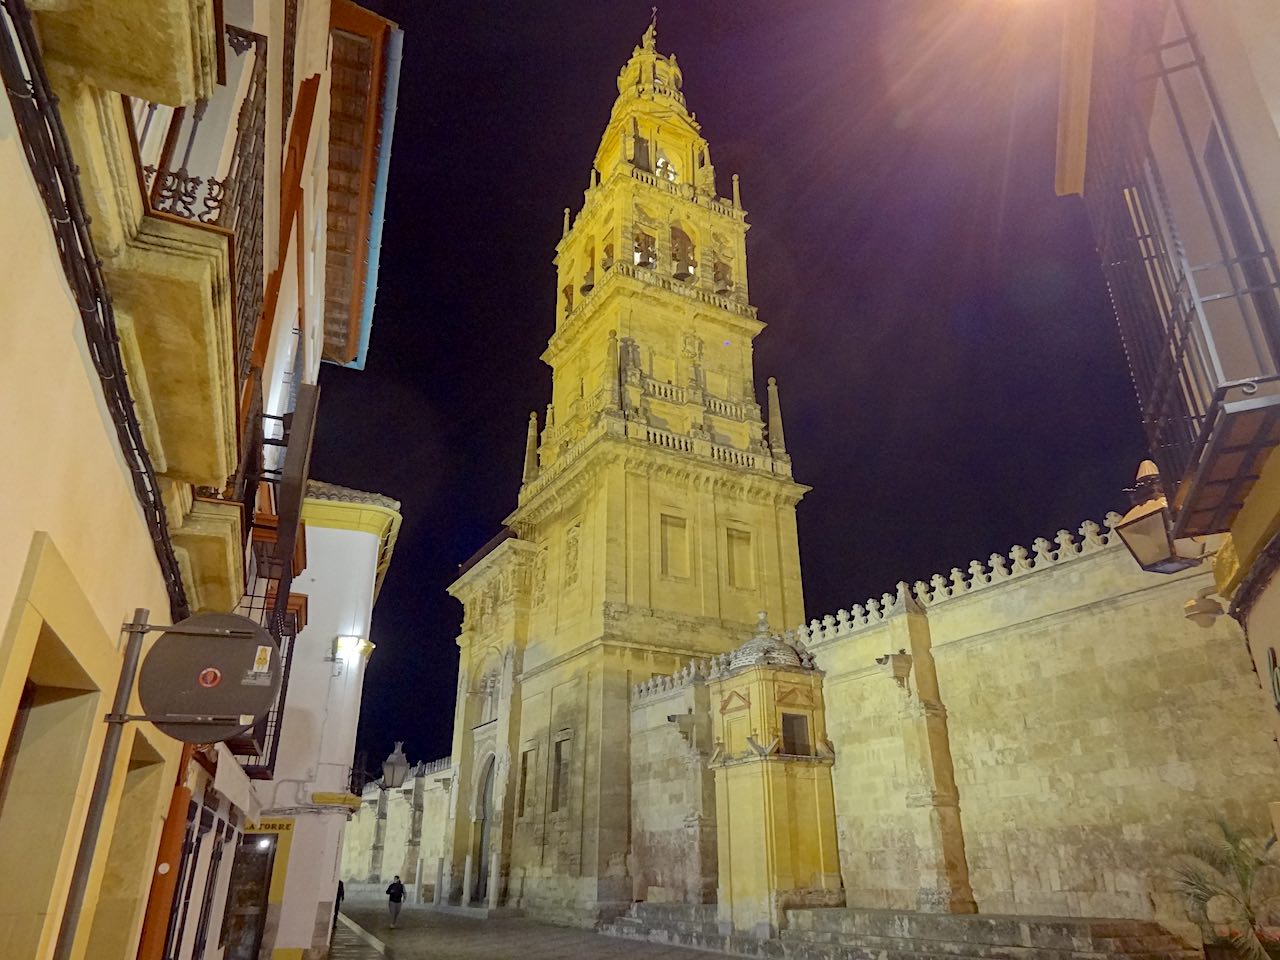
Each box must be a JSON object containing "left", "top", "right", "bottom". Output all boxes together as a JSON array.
[
  {"left": 340, "top": 764, "right": 453, "bottom": 900},
  {"left": 0, "top": 88, "right": 181, "bottom": 960},
  {"left": 808, "top": 522, "right": 1280, "bottom": 932},
  {"left": 628, "top": 680, "right": 716, "bottom": 905}
]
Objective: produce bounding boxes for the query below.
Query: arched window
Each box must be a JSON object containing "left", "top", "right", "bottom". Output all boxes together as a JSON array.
[
  {"left": 671, "top": 226, "right": 695, "bottom": 281},
  {"left": 581, "top": 244, "right": 595, "bottom": 294},
  {"left": 562, "top": 283, "right": 574, "bottom": 315},
  {"left": 633, "top": 230, "right": 656, "bottom": 269},
  {"left": 713, "top": 259, "right": 732, "bottom": 294},
  {"left": 602, "top": 242, "right": 615, "bottom": 271},
  {"left": 655, "top": 148, "right": 677, "bottom": 182}
]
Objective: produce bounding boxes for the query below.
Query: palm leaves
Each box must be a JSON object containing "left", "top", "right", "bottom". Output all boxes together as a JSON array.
[{"left": 1174, "top": 820, "right": 1280, "bottom": 960}]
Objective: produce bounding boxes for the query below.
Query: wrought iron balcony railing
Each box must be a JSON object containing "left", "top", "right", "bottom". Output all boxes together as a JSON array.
[
  {"left": 1083, "top": 0, "right": 1280, "bottom": 536},
  {"left": 130, "top": 23, "right": 268, "bottom": 388}
]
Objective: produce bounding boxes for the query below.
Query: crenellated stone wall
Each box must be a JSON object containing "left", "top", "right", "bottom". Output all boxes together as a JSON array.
[
  {"left": 802, "top": 516, "right": 1280, "bottom": 937},
  {"left": 357, "top": 516, "right": 1280, "bottom": 942},
  {"left": 340, "top": 758, "right": 454, "bottom": 901}
]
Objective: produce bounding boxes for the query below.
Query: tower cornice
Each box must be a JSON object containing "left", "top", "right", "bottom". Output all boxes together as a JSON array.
[{"left": 507, "top": 424, "right": 808, "bottom": 529}]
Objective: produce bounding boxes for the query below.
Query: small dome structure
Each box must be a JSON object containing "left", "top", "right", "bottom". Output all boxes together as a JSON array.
[{"left": 728, "top": 612, "right": 803, "bottom": 671}]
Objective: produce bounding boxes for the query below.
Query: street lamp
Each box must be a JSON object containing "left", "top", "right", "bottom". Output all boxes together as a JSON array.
[
  {"left": 382, "top": 741, "right": 410, "bottom": 789},
  {"left": 1113, "top": 460, "right": 1206, "bottom": 574}
]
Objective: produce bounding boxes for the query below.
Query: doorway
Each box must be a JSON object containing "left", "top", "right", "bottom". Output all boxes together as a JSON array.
[
  {"left": 220, "top": 833, "right": 277, "bottom": 959},
  {"left": 472, "top": 757, "right": 495, "bottom": 904}
]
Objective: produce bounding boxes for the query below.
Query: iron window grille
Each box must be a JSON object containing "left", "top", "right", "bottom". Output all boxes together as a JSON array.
[{"left": 1083, "top": 0, "right": 1280, "bottom": 535}]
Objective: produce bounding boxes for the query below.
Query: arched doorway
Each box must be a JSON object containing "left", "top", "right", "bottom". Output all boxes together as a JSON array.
[{"left": 473, "top": 756, "right": 495, "bottom": 903}]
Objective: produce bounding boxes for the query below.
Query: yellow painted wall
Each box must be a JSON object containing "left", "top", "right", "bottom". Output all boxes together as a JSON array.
[{"left": 0, "top": 92, "right": 181, "bottom": 960}]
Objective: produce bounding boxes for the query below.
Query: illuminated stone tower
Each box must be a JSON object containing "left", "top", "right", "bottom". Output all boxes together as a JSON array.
[{"left": 441, "top": 23, "right": 807, "bottom": 920}]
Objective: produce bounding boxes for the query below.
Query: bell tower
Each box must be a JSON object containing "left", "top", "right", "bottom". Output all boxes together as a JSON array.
[{"left": 443, "top": 22, "right": 808, "bottom": 921}]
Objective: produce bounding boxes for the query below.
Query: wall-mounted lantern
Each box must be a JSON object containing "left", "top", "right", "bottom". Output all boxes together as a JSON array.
[{"left": 1114, "top": 460, "right": 1206, "bottom": 574}]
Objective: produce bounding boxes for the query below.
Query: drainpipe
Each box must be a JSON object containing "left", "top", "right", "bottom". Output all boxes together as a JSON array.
[{"left": 136, "top": 744, "right": 194, "bottom": 960}]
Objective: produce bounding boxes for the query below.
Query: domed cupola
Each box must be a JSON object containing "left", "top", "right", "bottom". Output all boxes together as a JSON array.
[{"left": 615, "top": 20, "right": 686, "bottom": 110}]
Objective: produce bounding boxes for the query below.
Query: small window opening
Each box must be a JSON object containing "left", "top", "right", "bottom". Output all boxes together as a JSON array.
[
  {"left": 551, "top": 738, "right": 571, "bottom": 813},
  {"left": 781, "top": 713, "right": 812, "bottom": 757},
  {"left": 518, "top": 748, "right": 534, "bottom": 814},
  {"left": 602, "top": 242, "right": 615, "bottom": 271},
  {"left": 562, "top": 283, "right": 574, "bottom": 314}
]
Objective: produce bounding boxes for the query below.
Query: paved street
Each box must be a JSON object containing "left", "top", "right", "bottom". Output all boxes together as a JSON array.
[
  {"left": 332, "top": 918, "right": 385, "bottom": 959},
  {"left": 341, "top": 901, "right": 712, "bottom": 959}
]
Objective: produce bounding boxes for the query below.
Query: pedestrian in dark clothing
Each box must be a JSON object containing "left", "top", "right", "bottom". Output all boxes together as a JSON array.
[
  {"left": 333, "top": 879, "right": 344, "bottom": 931},
  {"left": 386, "top": 875, "right": 405, "bottom": 928}
]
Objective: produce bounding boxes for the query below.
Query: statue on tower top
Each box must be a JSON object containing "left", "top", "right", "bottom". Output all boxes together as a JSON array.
[{"left": 642, "top": 8, "right": 657, "bottom": 52}]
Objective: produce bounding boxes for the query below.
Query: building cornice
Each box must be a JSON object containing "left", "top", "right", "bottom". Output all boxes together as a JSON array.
[
  {"left": 507, "top": 428, "right": 808, "bottom": 529},
  {"left": 302, "top": 480, "right": 403, "bottom": 599}
]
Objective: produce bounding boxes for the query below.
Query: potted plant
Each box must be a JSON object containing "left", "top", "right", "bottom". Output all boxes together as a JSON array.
[{"left": 1174, "top": 821, "right": 1280, "bottom": 960}]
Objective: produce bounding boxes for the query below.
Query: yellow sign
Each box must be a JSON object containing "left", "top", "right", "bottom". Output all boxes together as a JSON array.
[
  {"left": 248, "top": 818, "right": 294, "bottom": 833},
  {"left": 312, "top": 791, "right": 363, "bottom": 811},
  {"left": 253, "top": 644, "right": 272, "bottom": 673}
]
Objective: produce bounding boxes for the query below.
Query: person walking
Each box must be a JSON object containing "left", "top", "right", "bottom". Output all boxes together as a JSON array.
[{"left": 386, "top": 875, "right": 405, "bottom": 928}]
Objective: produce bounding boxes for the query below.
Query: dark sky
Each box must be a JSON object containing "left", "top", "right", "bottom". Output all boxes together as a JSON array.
[{"left": 310, "top": 0, "right": 1147, "bottom": 768}]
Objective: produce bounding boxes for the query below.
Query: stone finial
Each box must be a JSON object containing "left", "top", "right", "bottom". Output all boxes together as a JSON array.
[
  {"left": 545, "top": 402, "right": 555, "bottom": 429},
  {"left": 522, "top": 412, "right": 539, "bottom": 485},
  {"left": 562, "top": 207, "right": 571, "bottom": 238},
  {"left": 766, "top": 377, "right": 787, "bottom": 456},
  {"left": 731, "top": 173, "right": 741, "bottom": 209}
]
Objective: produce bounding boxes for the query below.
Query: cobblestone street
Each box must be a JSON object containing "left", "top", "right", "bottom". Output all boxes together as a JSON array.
[{"left": 340, "top": 902, "right": 712, "bottom": 960}]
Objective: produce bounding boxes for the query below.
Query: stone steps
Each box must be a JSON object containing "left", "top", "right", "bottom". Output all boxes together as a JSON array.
[{"left": 599, "top": 904, "right": 1201, "bottom": 960}]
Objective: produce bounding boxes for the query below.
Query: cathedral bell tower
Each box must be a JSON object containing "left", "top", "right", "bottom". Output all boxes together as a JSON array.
[{"left": 442, "top": 22, "right": 809, "bottom": 920}]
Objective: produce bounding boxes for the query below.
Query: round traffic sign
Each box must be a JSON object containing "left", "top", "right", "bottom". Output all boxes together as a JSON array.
[{"left": 138, "top": 612, "right": 281, "bottom": 743}]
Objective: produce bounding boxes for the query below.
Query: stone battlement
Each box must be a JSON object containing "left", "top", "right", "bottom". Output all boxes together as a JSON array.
[{"left": 798, "top": 514, "right": 1124, "bottom": 646}]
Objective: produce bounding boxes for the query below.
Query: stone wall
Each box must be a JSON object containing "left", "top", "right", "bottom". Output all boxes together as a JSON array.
[
  {"left": 339, "top": 759, "right": 453, "bottom": 900},
  {"left": 805, "top": 517, "right": 1280, "bottom": 933},
  {"left": 629, "top": 672, "right": 717, "bottom": 904}
]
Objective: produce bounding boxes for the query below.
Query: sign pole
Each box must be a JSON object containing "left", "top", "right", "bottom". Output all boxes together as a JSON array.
[{"left": 52, "top": 607, "right": 149, "bottom": 960}]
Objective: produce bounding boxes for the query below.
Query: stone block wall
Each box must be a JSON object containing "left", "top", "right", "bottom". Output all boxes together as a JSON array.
[
  {"left": 629, "top": 673, "right": 717, "bottom": 903},
  {"left": 818, "top": 617, "right": 931, "bottom": 910},
  {"left": 805, "top": 518, "right": 1280, "bottom": 932},
  {"left": 339, "top": 759, "right": 454, "bottom": 900}
]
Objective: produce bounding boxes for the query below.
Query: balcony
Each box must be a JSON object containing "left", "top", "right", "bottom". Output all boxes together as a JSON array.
[
  {"left": 1080, "top": 1, "right": 1280, "bottom": 537},
  {"left": 229, "top": 582, "right": 307, "bottom": 778}
]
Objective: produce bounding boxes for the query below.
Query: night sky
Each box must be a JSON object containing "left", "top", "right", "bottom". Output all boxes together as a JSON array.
[{"left": 309, "top": 1, "right": 1148, "bottom": 769}]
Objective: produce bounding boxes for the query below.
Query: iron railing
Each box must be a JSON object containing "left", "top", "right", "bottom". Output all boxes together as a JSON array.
[
  {"left": 1083, "top": 0, "right": 1280, "bottom": 491},
  {"left": 136, "top": 23, "right": 268, "bottom": 387},
  {"left": 0, "top": 0, "right": 190, "bottom": 618},
  {"left": 231, "top": 566, "right": 299, "bottom": 780}
]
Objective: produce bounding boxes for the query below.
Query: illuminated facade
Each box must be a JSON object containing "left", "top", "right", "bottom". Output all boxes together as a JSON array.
[
  {"left": 440, "top": 22, "right": 807, "bottom": 923},
  {"left": 0, "top": 1, "right": 401, "bottom": 958},
  {"left": 374, "top": 22, "right": 1280, "bottom": 957}
]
